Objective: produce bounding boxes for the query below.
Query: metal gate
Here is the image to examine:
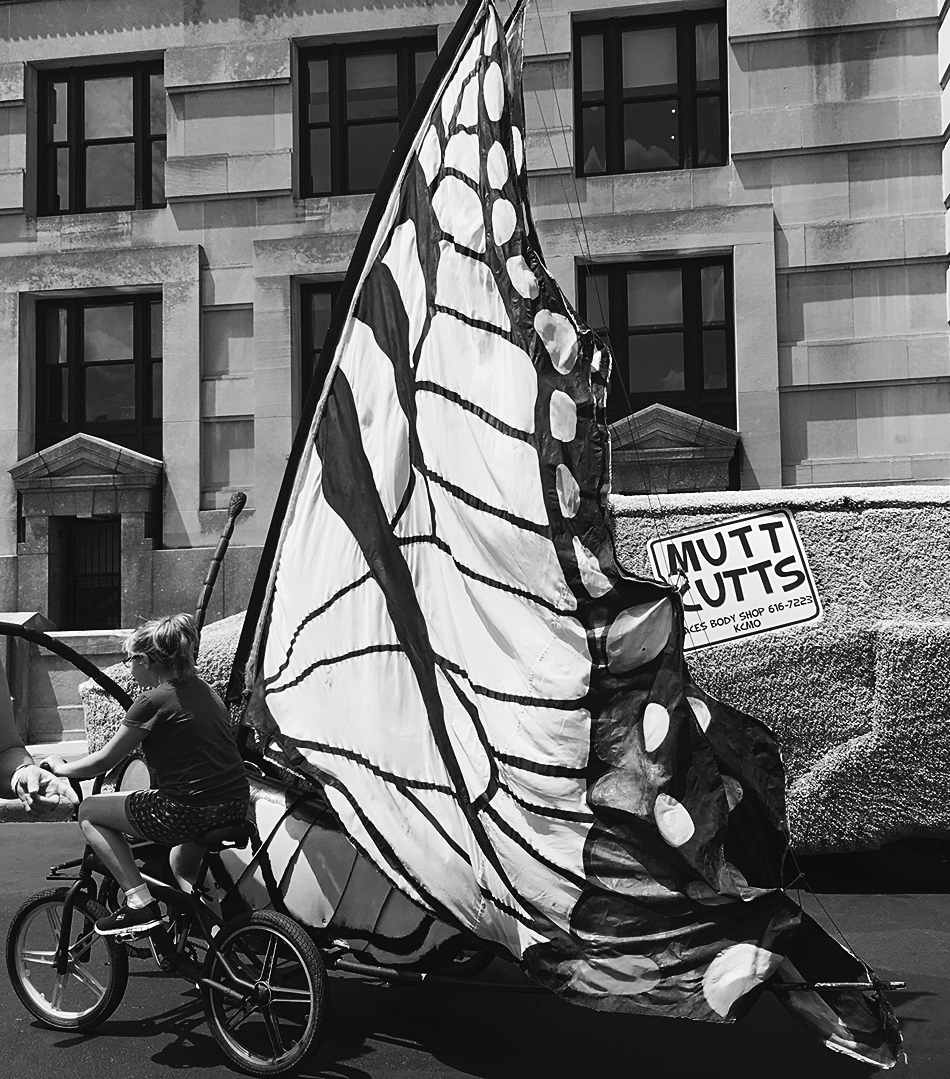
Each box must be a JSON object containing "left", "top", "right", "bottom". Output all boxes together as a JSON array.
[{"left": 61, "top": 516, "right": 121, "bottom": 630}]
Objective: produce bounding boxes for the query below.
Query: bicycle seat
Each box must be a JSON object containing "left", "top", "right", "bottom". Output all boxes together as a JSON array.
[{"left": 196, "top": 819, "right": 256, "bottom": 852}]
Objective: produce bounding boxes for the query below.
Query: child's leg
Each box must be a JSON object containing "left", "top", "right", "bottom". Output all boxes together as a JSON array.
[
  {"left": 78, "top": 792, "right": 146, "bottom": 893},
  {"left": 171, "top": 842, "right": 222, "bottom": 919},
  {"left": 169, "top": 841, "right": 204, "bottom": 894}
]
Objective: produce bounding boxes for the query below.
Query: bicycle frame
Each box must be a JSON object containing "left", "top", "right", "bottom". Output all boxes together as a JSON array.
[{"left": 45, "top": 838, "right": 253, "bottom": 1000}]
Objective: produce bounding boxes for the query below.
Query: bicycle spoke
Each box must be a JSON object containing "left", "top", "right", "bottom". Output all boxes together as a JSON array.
[
  {"left": 49, "top": 973, "right": 69, "bottom": 1010},
  {"left": 20, "top": 948, "right": 57, "bottom": 967},
  {"left": 70, "top": 963, "right": 107, "bottom": 997},
  {"left": 221, "top": 997, "right": 257, "bottom": 1033},
  {"left": 262, "top": 1004, "right": 286, "bottom": 1058},
  {"left": 261, "top": 936, "right": 279, "bottom": 985},
  {"left": 269, "top": 985, "right": 313, "bottom": 1004},
  {"left": 44, "top": 906, "right": 62, "bottom": 942}
]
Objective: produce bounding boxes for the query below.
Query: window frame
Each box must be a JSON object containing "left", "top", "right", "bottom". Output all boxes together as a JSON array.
[
  {"left": 573, "top": 8, "right": 727, "bottom": 178},
  {"left": 35, "top": 294, "right": 163, "bottom": 457},
  {"left": 578, "top": 256, "right": 736, "bottom": 430},
  {"left": 299, "top": 281, "right": 343, "bottom": 408},
  {"left": 37, "top": 60, "right": 166, "bottom": 216},
  {"left": 299, "top": 36, "right": 437, "bottom": 197}
]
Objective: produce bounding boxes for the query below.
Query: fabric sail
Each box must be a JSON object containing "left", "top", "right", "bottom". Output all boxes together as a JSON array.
[{"left": 234, "top": 0, "right": 900, "bottom": 1064}]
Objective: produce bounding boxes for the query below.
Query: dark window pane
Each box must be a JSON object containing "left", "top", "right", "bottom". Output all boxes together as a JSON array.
[
  {"left": 52, "top": 147, "right": 70, "bottom": 212},
  {"left": 310, "top": 290, "right": 335, "bottom": 347},
  {"left": 51, "top": 81, "right": 68, "bottom": 142},
  {"left": 581, "top": 106, "right": 607, "bottom": 174},
  {"left": 85, "top": 364, "right": 136, "bottom": 421},
  {"left": 85, "top": 143, "right": 135, "bottom": 207},
  {"left": 347, "top": 121, "right": 399, "bottom": 191},
  {"left": 150, "top": 301, "right": 162, "bottom": 357},
  {"left": 84, "top": 76, "right": 134, "bottom": 138},
  {"left": 695, "top": 23, "right": 720, "bottom": 88},
  {"left": 149, "top": 73, "right": 166, "bottom": 133},
  {"left": 701, "top": 264, "right": 726, "bottom": 323},
  {"left": 415, "top": 48, "right": 436, "bottom": 95},
  {"left": 308, "top": 127, "right": 331, "bottom": 195},
  {"left": 623, "top": 27, "right": 677, "bottom": 92},
  {"left": 627, "top": 269, "right": 682, "bottom": 327},
  {"left": 628, "top": 332, "right": 684, "bottom": 392},
  {"left": 702, "top": 328, "right": 728, "bottom": 390},
  {"left": 84, "top": 305, "right": 134, "bottom": 361},
  {"left": 580, "top": 34, "right": 604, "bottom": 100},
  {"left": 151, "top": 361, "right": 162, "bottom": 420},
  {"left": 308, "top": 59, "right": 329, "bottom": 124},
  {"left": 346, "top": 53, "right": 398, "bottom": 121},
  {"left": 696, "top": 96, "right": 723, "bottom": 166},
  {"left": 624, "top": 100, "right": 679, "bottom": 170},
  {"left": 45, "top": 367, "right": 69, "bottom": 424},
  {"left": 584, "top": 272, "right": 610, "bottom": 331},
  {"left": 45, "top": 307, "right": 68, "bottom": 365},
  {"left": 151, "top": 140, "right": 166, "bottom": 204}
]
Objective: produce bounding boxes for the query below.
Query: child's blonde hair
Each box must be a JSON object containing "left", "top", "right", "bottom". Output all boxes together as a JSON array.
[{"left": 125, "top": 613, "right": 198, "bottom": 679}]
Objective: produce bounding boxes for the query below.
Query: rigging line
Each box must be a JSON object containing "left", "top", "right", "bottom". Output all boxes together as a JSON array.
[
  {"left": 528, "top": 4, "right": 668, "bottom": 548},
  {"left": 785, "top": 848, "right": 860, "bottom": 956}
]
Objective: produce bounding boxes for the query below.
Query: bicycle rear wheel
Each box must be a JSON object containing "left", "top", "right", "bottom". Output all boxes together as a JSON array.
[
  {"left": 5, "top": 887, "right": 129, "bottom": 1030},
  {"left": 201, "top": 909, "right": 326, "bottom": 1076}
]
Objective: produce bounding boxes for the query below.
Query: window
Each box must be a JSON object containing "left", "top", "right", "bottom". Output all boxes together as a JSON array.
[
  {"left": 300, "top": 38, "right": 436, "bottom": 196},
  {"left": 38, "top": 62, "right": 166, "bottom": 214},
  {"left": 575, "top": 10, "right": 726, "bottom": 177},
  {"left": 579, "top": 259, "right": 734, "bottom": 429},
  {"left": 201, "top": 418, "right": 254, "bottom": 510},
  {"left": 300, "top": 283, "right": 342, "bottom": 405},
  {"left": 36, "top": 296, "right": 162, "bottom": 457}
]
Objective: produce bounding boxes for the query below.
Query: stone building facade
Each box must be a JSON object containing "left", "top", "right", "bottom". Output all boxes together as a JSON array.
[{"left": 0, "top": 0, "right": 945, "bottom": 631}]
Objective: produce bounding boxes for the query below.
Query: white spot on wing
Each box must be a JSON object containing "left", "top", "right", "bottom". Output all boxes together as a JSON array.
[
  {"left": 556, "top": 464, "right": 580, "bottom": 518},
  {"left": 433, "top": 176, "right": 485, "bottom": 252},
  {"left": 419, "top": 126, "right": 442, "bottom": 184},
  {"left": 484, "top": 62, "right": 504, "bottom": 121},
  {"left": 688, "top": 696, "right": 712, "bottom": 732},
  {"left": 605, "top": 601, "right": 672, "bottom": 673},
  {"left": 487, "top": 141, "right": 509, "bottom": 188},
  {"left": 703, "top": 943, "right": 782, "bottom": 1017},
  {"left": 492, "top": 198, "right": 516, "bottom": 244},
  {"left": 654, "top": 794, "right": 694, "bottom": 847},
  {"left": 549, "top": 390, "right": 576, "bottom": 442},
  {"left": 506, "top": 255, "right": 538, "bottom": 299},
  {"left": 642, "top": 703, "right": 670, "bottom": 753},
  {"left": 444, "top": 131, "right": 481, "bottom": 182},
  {"left": 534, "top": 310, "right": 578, "bottom": 373},
  {"left": 572, "top": 537, "right": 611, "bottom": 597}
]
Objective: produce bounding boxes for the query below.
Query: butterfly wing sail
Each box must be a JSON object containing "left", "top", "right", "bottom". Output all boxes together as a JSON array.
[{"left": 234, "top": 1, "right": 899, "bottom": 1065}]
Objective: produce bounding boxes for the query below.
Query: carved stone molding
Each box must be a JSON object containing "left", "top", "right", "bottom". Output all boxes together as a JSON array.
[{"left": 610, "top": 404, "right": 740, "bottom": 494}]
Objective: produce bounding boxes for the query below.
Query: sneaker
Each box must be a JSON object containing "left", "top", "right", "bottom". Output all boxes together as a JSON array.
[{"left": 95, "top": 901, "right": 163, "bottom": 936}]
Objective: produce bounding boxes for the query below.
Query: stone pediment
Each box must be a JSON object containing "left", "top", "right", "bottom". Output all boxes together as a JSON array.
[
  {"left": 611, "top": 404, "right": 739, "bottom": 452},
  {"left": 609, "top": 405, "right": 739, "bottom": 494},
  {"left": 11, "top": 434, "right": 162, "bottom": 492}
]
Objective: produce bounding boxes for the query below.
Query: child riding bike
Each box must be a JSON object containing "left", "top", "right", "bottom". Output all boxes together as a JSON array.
[{"left": 43, "top": 613, "right": 250, "bottom": 936}]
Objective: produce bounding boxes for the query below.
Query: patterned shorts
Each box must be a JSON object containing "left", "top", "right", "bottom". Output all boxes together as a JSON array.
[{"left": 125, "top": 789, "right": 250, "bottom": 847}]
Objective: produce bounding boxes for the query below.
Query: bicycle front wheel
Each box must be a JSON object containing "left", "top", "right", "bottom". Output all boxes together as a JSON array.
[
  {"left": 5, "top": 887, "right": 129, "bottom": 1030},
  {"left": 201, "top": 910, "right": 326, "bottom": 1076}
]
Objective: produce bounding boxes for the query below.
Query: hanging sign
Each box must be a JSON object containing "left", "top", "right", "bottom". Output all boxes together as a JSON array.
[{"left": 647, "top": 509, "right": 823, "bottom": 651}]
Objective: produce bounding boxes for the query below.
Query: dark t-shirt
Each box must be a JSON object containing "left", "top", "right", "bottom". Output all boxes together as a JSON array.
[{"left": 122, "top": 676, "right": 249, "bottom": 805}]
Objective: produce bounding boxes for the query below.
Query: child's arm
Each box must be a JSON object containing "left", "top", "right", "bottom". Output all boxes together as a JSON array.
[{"left": 44, "top": 724, "right": 148, "bottom": 781}]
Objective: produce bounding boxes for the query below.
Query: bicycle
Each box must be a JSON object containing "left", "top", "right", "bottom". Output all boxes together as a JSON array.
[{"left": 5, "top": 792, "right": 327, "bottom": 1077}]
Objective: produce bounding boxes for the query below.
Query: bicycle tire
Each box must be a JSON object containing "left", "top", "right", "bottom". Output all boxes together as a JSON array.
[
  {"left": 5, "top": 887, "right": 129, "bottom": 1030},
  {"left": 201, "top": 909, "right": 327, "bottom": 1076}
]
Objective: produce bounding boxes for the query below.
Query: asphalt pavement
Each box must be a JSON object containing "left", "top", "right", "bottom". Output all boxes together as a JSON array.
[{"left": 1, "top": 822, "right": 946, "bottom": 1079}]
